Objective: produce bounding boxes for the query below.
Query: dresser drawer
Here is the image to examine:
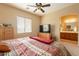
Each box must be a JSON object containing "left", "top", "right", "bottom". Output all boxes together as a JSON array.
[
  {"left": 5, "top": 28, "right": 13, "bottom": 31},
  {"left": 60, "top": 32, "right": 78, "bottom": 41}
]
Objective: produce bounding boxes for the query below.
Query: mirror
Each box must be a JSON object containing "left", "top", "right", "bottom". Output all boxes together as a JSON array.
[{"left": 60, "top": 15, "right": 78, "bottom": 32}]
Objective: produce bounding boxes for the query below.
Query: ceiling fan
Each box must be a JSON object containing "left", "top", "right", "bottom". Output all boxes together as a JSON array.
[{"left": 27, "top": 3, "right": 51, "bottom": 13}]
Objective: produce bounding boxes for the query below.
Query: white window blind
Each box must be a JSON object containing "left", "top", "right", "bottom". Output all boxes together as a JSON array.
[
  {"left": 17, "top": 16, "right": 32, "bottom": 33},
  {"left": 25, "top": 18, "right": 32, "bottom": 32}
]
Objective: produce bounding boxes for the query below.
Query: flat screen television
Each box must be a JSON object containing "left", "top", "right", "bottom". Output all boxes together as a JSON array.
[{"left": 39, "top": 24, "right": 51, "bottom": 33}]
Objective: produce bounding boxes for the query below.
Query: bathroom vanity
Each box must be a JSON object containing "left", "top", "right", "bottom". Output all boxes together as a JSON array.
[
  {"left": 60, "top": 15, "right": 78, "bottom": 41},
  {"left": 60, "top": 31, "right": 78, "bottom": 41}
]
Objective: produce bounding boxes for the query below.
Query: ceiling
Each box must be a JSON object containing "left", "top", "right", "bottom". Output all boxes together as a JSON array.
[{"left": 7, "top": 3, "right": 75, "bottom": 16}]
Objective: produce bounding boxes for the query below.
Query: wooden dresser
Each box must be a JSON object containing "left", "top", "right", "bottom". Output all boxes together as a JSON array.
[
  {"left": 38, "top": 32, "right": 51, "bottom": 39},
  {"left": 60, "top": 32, "right": 78, "bottom": 41},
  {"left": 0, "top": 27, "right": 14, "bottom": 40}
]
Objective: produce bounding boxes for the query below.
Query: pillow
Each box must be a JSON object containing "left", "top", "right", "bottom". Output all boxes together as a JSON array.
[
  {"left": 0, "top": 42, "right": 11, "bottom": 52},
  {"left": 30, "top": 37, "right": 53, "bottom": 44},
  {"left": 0, "top": 53, "right": 4, "bottom": 56}
]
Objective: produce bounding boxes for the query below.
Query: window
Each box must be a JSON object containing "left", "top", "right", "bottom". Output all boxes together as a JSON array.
[{"left": 17, "top": 16, "right": 32, "bottom": 33}]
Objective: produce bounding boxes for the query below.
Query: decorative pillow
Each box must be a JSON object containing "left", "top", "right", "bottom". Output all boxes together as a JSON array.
[
  {"left": 0, "top": 42, "right": 11, "bottom": 52},
  {"left": 30, "top": 37, "right": 53, "bottom": 44},
  {"left": 0, "top": 53, "right": 4, "bottom": 56}
]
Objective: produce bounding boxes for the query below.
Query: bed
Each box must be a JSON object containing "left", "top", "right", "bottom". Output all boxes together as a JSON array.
[{"left": 0, "top": 37, "right": 70, "bottom": 56}]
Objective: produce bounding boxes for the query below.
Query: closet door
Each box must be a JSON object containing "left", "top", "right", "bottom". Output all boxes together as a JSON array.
[
  {"left": 4, "top": 27, "right": 13, "bottom": 40},
  {"left": 0, "top": 27, "right": 4, "bottom": 40}
]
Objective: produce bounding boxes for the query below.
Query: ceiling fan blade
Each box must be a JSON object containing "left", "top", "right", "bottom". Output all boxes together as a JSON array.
[
  {"left": 27, "top": 5, "right": 36, "bottom": 7},
  {"left": 33, "top": 9, "right": 37, "bottom": 12},
  {"left": 42, "top": 4, "right": 50, "bottom": 7},
  {"left": 40, "top": 8, "right": 45, "bottom": 13}
]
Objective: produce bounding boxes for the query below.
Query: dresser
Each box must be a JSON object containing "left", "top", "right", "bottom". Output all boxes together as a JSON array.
[
  {"left": 38, "top": 32, "right": 52, "bottom": 39},
  {"left": 0, "top": 27, "right": 14, "bottom": 40}
]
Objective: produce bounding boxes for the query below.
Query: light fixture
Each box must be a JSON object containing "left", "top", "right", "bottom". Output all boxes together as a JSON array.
[{"left": 65, "top": 18, "right": 76, "bottom": 23}]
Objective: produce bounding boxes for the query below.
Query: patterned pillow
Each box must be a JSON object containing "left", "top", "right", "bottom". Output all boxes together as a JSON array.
[{"left": 0, "top": 42, "right": 11, "bottom": 52}]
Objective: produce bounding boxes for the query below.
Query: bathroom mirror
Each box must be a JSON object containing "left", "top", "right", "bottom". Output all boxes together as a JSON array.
[
  {"left": 66, "top": 21, "right": 76, "bottom": 31},
  {"left": 60, "top": 15, "right": 78, "bottom": 32}
]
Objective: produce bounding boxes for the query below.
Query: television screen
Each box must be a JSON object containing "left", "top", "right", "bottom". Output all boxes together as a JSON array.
[{"left": 39, "top": 24, "right": 51, "bottom": 33}]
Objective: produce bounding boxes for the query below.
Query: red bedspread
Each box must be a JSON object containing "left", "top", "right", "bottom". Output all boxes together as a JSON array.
[{"left": 0, "top": 37, "right": 69, "bottom": 56}]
